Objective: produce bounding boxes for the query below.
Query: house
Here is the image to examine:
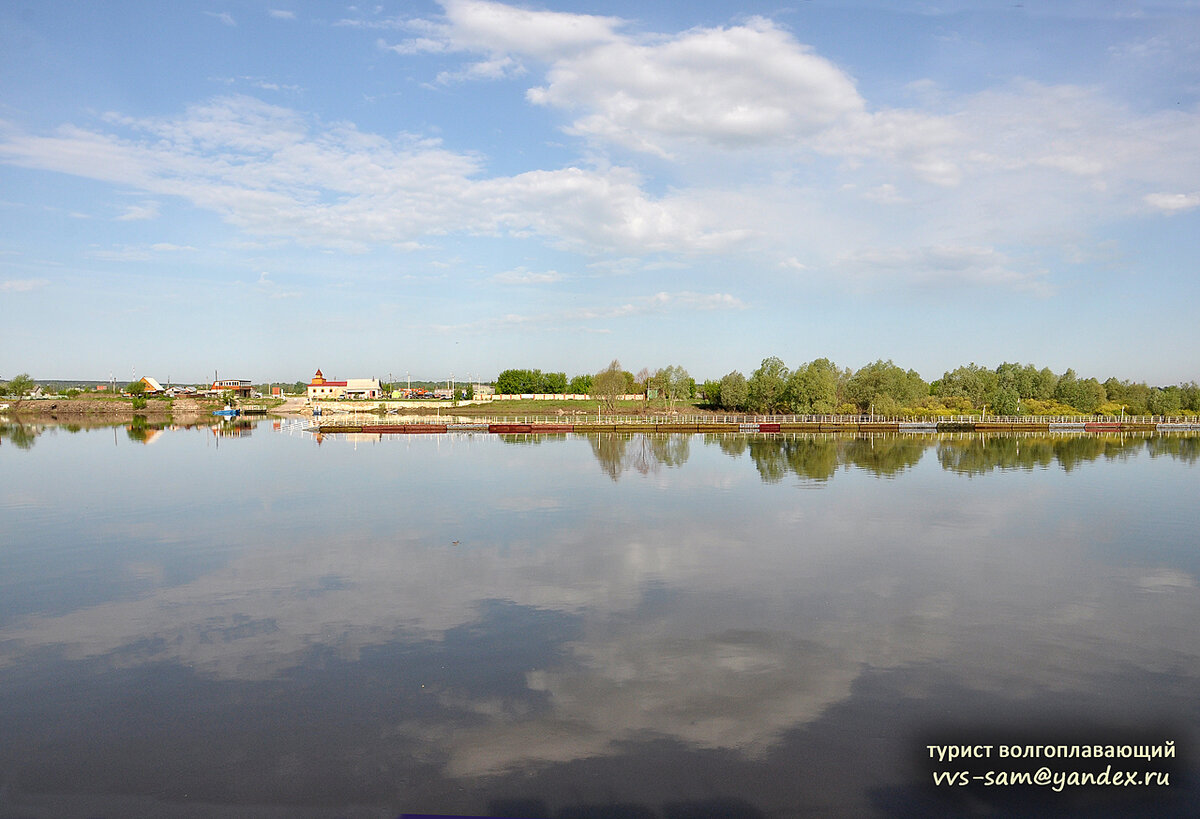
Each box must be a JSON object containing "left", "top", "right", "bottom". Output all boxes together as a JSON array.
[
  {"left": 212, "top": 378, "right": 253, "bottom": 398},
  {"left": 307, "top": 369, "right": 381, "bottom": 401},
  {"left": 138, "top": 376, "right": 165, "bottom": 395}
]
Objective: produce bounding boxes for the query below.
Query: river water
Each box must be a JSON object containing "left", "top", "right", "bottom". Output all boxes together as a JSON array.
[{"left": 1, "top": 422, "right": 1197, "bottom": 818}]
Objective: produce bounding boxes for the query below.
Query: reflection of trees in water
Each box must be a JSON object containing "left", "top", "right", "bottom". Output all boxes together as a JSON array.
[
  {"left": 496, "top": 433, "right": 564, "bottom": 446},
  {"left": 705, "top": 433, "right": 748, "bottom": 459},
  {"left": 585, "top": 433, "right": 691, "bottom": 481},
  {"left": 844, "top": 436, "right": 926, "bottom": 477},
  {"left": 936, "top": 434, "right": 1168, "bottom": 475},
  {"left": 937, "top": 436, "right": 1053, "bottom": 474},
  {"left": 743, "top": 435, "right": 926, "bottom": 483},
  {"left": 0, "top": 423, "right": 40, "bottom": 450},
  {"left": 1147, "top": 434, "right": 1200, "bottom": 465},
  {"left": 747, "top": 436, "right": 842, "bottom": 483},
  {"left": 537, "top": 430, "right": 1198, "bottom": 481},
  {"left": 723, "top": 431, "right": 1199, "bottom": 481},
  {"left": 126, "top": 415, "right": 150, "bottom": 442}
]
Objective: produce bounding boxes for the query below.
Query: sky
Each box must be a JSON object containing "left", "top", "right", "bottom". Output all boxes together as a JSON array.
[{"left": 1, "top": 0, "right": 1198, "bottom": 386}]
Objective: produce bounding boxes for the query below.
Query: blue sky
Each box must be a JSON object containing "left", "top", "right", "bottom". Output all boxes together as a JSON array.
[{"left": 2, "top": 0, "right": 1198, "bottom": 386}]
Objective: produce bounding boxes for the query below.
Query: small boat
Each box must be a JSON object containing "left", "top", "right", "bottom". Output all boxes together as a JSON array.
[{"left": 213, "top": 405, "right": 241, "bottom": 418}]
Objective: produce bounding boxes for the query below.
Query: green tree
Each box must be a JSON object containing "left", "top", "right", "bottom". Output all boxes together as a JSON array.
[
  {"left": 747, "top": 356, "right": 790, "bottom": 413},
  {"left": 1181, "top": 381, "right": 1200, "bottom": 412},
  {"left": 1032, "top": 366, "right": 1058, "bottom": 400},
  {"left": 937, "top": 363, "right": 998, "bottom": 408},
  {"left": 784, "top": 358, "right": 841, "bottom": 414},
  {"left": 992, "top": 386, "right": 1020, "bottom": 416},
  {"left": 1148, "top": 386, "right": 1183, "bottom": 416},
  {"left": 495, "top": 369, "right": 544, "bottom": 394},
  {"left": 1054, "top": 369, "right": 1106, "bottom": 413},
  {"left": 568, "top": 374, "right": 594, "bottom": 395},
  {"left": 845, "top": 360, "right": 928, "bottom": 413},
  {"left": 701, "top": 379, "right": 722, "bottom": 407},
  {"left": 126, "top": 380, "right": 147, "bottom": 396},
  {"left": 3, "top": 373, "right": 36, "bottom": 397},
  {"left": 591, "top": 360, "right": 627, "bottom": 413},
  {"left": 996, "top": 362, "right": 1034, "bottom": 399},
  {"left": 719, "top": 371, "right": 748, "bottom": 411},
  {"left": 657, "top": 365, "right": 691, "bottom": 411}
]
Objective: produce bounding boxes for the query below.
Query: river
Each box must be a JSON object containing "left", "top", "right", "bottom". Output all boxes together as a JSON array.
[{"left": 1, "top": 422, "right": 1197, "bottom": 817}]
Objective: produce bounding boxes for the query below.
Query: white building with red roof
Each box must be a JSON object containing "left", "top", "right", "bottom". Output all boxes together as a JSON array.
[{"left": 307, "top": 369, "right": 381, "bottom": 401}]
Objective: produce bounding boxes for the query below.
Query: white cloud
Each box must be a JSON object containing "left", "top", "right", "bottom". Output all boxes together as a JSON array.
[
  {"left": 88, "top": 243, "right": 197, "bottom": 261},
  {"left": 492, "top": 268, "right": 563, "bottom": 284},
  {"left": 1, "top": 278, "right": 49, "bottom": 292},
  {"left": 0, "top": 96, "right": 736, "bottom": 256},
  {"left": 861, "top": 184, "right": 906, "bottom": 205},
  {"left": 438, "top": 0, "right": 622, "bottom": 60},
  {"left": 1144, "top": 191, "right": 1200, "bottom": 212},
  {"left": 268, "top": 9, "right": 295, "bottom": 20},
  {"left": 436, "top": 55, "right": 525, "bottom": 84},
  {"left": 527, "top": 17, "right": 865, "bottom": 157},
  {"left": 395, "top": 2, "right": 960, "bottom": 180},
  {"left": 387, "top": 3, "right": 1200, "bottom": 226},
  {"left": 116, "top": 200, "right": 160, "bottom": 221},
  {"left": 254, "top": 270, "right": 302, "bottom": 299},
  {"left": 205, "top": 11, "right": 236, "bottom": 27},
  {"left": 836, "top": 245, "right": 1052, "bottom": 295}
]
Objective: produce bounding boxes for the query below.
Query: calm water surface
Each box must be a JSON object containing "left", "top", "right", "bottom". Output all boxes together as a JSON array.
[{"left": 1, "top": 422, "right": 1198, "bottom": 818}]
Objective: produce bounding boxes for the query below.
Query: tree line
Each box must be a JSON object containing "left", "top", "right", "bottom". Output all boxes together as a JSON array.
[
  {"left": 701, "top": 358, "right": 1200, "bottom": 416},
  {"left": 494, "top": 357, "right": 1198, "bottom": 417}
]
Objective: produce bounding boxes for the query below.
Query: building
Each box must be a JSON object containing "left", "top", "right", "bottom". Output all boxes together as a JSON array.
[
  {"left": 212, "top": 378, "right": 253, "bottom": 398},
  {"left": 307, "top": 369, "right": 381, "bottom": 401},
  {"left": 137, "top": 376, "right": 165, "bottom": 395}
]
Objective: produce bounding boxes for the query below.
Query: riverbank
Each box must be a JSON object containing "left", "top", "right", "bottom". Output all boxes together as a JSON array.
[{"left": 2, "top": 396, "right": 218, "bottom": 425}]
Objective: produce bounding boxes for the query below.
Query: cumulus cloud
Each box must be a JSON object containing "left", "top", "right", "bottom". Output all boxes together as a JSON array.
[
  {"left": 390, "top": 1, "right": 966, "bottom": 179},
  {"left": 526, "top": 17, "right": 865, "bottom": 156}
]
